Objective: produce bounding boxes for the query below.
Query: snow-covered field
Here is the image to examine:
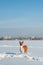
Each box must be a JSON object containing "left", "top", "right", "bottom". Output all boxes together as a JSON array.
[{"left": 0, "top": 40, "right": 43, "bottom": 65}]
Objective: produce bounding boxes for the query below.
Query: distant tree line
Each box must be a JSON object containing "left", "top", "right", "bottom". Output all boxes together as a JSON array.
[{"left": 0, "top": 36, "right": 43, "bottom": 40}]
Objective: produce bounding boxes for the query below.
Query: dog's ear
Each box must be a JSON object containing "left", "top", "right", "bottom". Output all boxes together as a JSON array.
[
  {"left": 19, "top": 41, "right": 21, "bottom": 46},
  {"left": 19, "top": 41, "right": 21, "bottom": 44}
]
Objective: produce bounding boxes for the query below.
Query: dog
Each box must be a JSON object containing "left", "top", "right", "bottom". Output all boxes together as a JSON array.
[{"left": 19, "top": 41, "right": 28, "bottom": 55}]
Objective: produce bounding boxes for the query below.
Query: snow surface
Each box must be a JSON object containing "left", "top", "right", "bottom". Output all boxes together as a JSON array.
[{"left": 0, "top": 40, "right": 43, "bottom": 65}]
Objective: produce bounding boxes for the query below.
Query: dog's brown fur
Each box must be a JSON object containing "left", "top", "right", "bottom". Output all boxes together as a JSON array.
[{"left": 19, "top": 41, "right": 28, "bottom": 54}]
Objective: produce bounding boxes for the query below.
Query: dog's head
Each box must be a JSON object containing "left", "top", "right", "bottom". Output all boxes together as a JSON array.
[{"left": 19, "top": 41, "right": 24, "bottom": 46}]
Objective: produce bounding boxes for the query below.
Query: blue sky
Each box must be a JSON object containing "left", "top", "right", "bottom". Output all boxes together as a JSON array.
[{"left": 0, "top": 0, "right": 43, "bottom": 28}]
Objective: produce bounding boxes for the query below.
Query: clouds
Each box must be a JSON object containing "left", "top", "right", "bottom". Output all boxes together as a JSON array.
[
  {"left": 0, "top": 16, "right": 43, "bottom": 28},
  {"left": 0, "top": 18, "right": 28, "bottom": 28}
]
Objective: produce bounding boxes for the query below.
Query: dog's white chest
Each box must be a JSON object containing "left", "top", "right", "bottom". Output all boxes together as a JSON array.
[{"left": 20, "top": 46, "right": 24, "bottom": 53}]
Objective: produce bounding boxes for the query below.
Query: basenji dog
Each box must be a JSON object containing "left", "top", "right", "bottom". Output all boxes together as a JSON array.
[{"left": 19, "top": 41, "right": 28, "bottom": 55}]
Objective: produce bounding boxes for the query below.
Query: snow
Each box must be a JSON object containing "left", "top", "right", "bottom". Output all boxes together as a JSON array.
[{"left": 0, "top": 40, "right": 43, "bottom": 65}]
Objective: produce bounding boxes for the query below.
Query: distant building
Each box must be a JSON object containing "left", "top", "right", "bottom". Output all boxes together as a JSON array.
[
  {"left": 32, "top": 36, "right": 43, "bottom": 40},
  {"left": 3, "top": 36, "right": 12, "bottom": 40}
]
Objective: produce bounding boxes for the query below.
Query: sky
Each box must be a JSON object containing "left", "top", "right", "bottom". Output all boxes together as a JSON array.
[
  {"left": 0, "top": 0, "right": 43, "bottom": 36},
  {"left": 0, "top": 0, "right": 43, "bottom": 28}
]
